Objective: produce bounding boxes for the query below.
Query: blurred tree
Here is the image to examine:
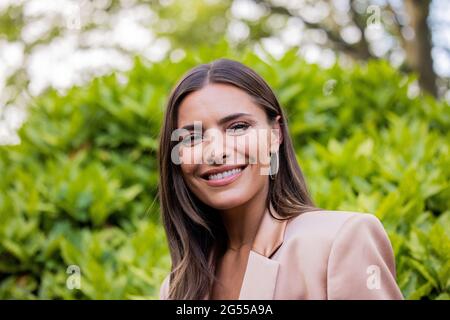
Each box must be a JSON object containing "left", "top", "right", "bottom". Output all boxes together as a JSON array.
[
  {"left": 402, "top": 0, "right": 436, "bottom": 96},
  {"left": 252, "top": 0, "right": 439, "bottom": 96}
]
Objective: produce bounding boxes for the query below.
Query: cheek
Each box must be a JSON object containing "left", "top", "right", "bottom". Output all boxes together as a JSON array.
[
  {"left": 231, "top": 135, "right": 252, "bottom": 163},
  {"left": 235, "top": 130, "right": 271, "bottom": 168},
  {"left": 179, "top": 163, "right": 199, "bottom": 194},
  {"left": 179, "top": 144, "right": 204, "bottom": 165},
  {"left": 180, "top": 163, "right": 195, "bottom": 177},
  {"left": 233, "top": 130, "right": 265, "bottom": 163}
]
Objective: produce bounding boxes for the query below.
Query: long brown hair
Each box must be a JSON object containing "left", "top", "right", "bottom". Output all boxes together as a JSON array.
[{"left": 157, "top": 58, "right": 321, "bottom": 299}]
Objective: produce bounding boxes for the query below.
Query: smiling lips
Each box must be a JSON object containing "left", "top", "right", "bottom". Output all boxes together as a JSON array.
[{"left": 200, "top": 165, "right": 248, "bottom": 187}]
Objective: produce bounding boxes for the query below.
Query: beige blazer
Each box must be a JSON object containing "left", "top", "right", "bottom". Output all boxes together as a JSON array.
[{"left": 159, "top": 209, "right": 404, "bottom": 300}]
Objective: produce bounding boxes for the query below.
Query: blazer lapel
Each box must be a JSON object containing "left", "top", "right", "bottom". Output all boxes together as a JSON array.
[
  {"left": 238, "top": 250, "right": 281, "bottom": 299},
  {"left": 238, "top": 205, "right": 289, "bottom": 300}
]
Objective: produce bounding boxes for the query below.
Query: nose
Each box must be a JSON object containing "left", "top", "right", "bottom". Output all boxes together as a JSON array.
[{"left": 204, "top": 131, "right": 229, "bottom": 165}]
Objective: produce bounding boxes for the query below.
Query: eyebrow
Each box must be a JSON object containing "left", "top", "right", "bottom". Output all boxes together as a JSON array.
[{"left": 180, "top": 112, "right": 252, "bottom": 131}]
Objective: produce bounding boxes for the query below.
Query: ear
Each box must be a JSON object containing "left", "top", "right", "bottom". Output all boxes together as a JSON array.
[{"left": 270, "top": 115, "right": 283, "bottom": 154}]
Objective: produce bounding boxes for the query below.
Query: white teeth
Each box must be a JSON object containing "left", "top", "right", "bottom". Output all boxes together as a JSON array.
[{"left": 208, "top": 168, "right": 243, "bottom": 180}]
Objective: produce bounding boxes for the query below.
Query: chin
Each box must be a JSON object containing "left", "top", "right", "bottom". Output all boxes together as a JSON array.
[{"left": 206, "top": 195, "right": 248, "bottom": 210}]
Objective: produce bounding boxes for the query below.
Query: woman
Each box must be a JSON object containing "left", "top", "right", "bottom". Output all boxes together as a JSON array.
[{"left": 157, "top": 58, "right": 403, "bottom": 300}]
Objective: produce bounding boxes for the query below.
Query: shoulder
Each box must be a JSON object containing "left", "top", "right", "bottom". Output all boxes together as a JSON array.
[
  {"left": 282, "top": 210, "right": 402, "bottom": 299},
  {"left": 284, "top": 209, "right": 382, "bottom": 239},
  {"left": 158, "top": 274, "right": 171, "bottom": 300},
  {"left": 284, "top": 209, "right": 387, "bottom": 248}
]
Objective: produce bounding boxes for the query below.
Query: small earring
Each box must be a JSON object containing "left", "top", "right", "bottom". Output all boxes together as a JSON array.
[{"left": 269, "top": 151, "right": 279, "bottom": 180}]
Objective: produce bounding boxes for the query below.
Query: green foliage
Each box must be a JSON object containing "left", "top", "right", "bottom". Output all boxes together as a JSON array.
[{"left": 0, "top": 41, "right": 449, "bottom": 299}]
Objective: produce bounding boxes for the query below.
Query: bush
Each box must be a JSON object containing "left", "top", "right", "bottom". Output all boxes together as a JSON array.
[{"left": 0, "top": 41, "right": 449, "bottom": 299}]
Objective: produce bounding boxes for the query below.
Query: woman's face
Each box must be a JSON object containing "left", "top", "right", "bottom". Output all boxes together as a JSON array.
[{"left": 175, "top": 83, "right": 281, "bottom": 210}]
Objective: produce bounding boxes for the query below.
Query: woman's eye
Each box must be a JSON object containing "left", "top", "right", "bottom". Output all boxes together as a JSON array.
[
  {"left": 228, "top": 122, "right": 250, "bottom": 134},
  {"left": 182, "top": 133, "right": 203, "bottom": 146}
]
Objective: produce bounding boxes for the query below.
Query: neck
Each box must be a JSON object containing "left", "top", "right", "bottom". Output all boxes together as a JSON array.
[{"left": 218, "top": 181, "right": 269, "bottom": 250}]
